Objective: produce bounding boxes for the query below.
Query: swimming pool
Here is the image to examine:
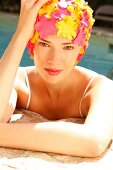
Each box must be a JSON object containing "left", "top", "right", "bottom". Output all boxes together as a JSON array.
[
  {"left": 0, "top": 12, "right": 113, "bottom": 77},
  {"left": 0, "top": 12, "right": 34, "bottom": 66}
]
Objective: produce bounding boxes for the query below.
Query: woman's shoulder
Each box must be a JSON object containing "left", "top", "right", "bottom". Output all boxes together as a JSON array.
[
  {"left": 76, "top": 67, "right": 113, "bottom": 107},
  {"left": 75, "top": 66, "right": 113, "bottom": 88},
  {"left": 75, "top": 66, "right": 109, "bottom": 79},
  {"left": 18, "top": 65, "right": 35, "bottom": 73},
  {"left": 14, "top": 66, "right": 35, "bottom": 89},
  {"left": 75, "top": 66, "right": 99, "bottom": 77},
  {"left": 16, "top": 66, "right": 35, "bottom": 78}
]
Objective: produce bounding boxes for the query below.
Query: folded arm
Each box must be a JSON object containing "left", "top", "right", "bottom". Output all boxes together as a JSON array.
[
  {"left": 1, "top": 77, "right": 113, "bottom": 157},
  {"left": 0, "top": 121, "right": 102, "bottom": 157}
]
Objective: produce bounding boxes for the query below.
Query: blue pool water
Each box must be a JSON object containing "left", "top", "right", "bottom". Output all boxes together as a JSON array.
[
  {"left": 0, "top": 12, "right": 34, "bottom": 66},
  {"left": 0, "top": 12, "right": 113, "bottom": 77}
]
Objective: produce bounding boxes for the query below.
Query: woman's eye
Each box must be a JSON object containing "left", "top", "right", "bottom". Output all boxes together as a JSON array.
[
  {"left": 63, "top": 46, "right": 74, "bottom": 50},
  {"left": 39, "top": 42, "right": 49, "bottom": 47}
]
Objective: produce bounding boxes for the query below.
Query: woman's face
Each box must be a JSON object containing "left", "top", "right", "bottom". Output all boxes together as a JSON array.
[{"left": 33, "top": 34, "right": 81, "bottom": 84}]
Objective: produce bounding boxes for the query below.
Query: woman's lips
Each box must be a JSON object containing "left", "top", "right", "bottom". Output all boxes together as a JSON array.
[{"left": 44, "top": 68, "right": 63, "bottom": 76}]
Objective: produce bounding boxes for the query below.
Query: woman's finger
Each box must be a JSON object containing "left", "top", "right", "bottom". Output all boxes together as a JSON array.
[
  {"left": 24, "top": 0, "right": 39, "bottom": 8},
  {"left": 21, "top": 0, "right": 50, "bottom": 12},
  {"left": 21, "top": 0, "right": 27, "bottom": 7},
  {"left": 16, "top": 0, "right": 51, "bottom": 40},
  {"left": 33, "top": 0, "right": 50, "bottom": 12},
  {"left": 21, "top": 0, "right": 38, "bottom": 10}
]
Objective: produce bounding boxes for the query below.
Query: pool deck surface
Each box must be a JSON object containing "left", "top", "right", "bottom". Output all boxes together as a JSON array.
[{"left": 0, "top": 109, "right": 113, "bottom": 170}]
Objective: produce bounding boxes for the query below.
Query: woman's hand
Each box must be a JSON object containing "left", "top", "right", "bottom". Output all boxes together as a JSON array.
[{"left": 16, "top": 0, "right": 49, "bottom": 41}]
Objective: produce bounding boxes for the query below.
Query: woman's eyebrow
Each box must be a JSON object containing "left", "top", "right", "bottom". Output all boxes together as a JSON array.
[
  {"left": 39, "top": 38, "right": 73, "bottom": 45},
  {"left": 61, "top": 42, "right": 73, "bottom": 45},
  {"left": 39, "top": 38, "right": 51, "bottom": 43}
]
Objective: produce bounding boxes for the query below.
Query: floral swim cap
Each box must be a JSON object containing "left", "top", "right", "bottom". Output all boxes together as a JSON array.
[{"left": 27, "top": 0, "right": 94, "bottom": 62}]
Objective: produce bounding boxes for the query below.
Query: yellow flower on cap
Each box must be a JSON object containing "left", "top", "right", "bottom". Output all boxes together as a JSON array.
[
  {"left": 39, "top": 0, "right": 58, "bottom": 18},
  {"left": 31, "top": 31, "right": 39, "bottom": 44},
  {"left": 56, "top": 16, "right": 79, "bottom": 40},
  {"left": 84, "top": 28, "right": 90, "bottom": 40},
  {"left": 80, "top": 47, "right": 85, "bottom": 54},
  {"left": 67, "top": 5, "right": 83, "bottom": 22}
]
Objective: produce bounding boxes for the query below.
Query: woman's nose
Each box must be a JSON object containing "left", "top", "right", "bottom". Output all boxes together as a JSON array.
[{"left": 48, "top": 48, "right": 61, "bottom": 64}]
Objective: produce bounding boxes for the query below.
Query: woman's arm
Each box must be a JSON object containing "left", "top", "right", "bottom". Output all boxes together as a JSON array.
[
  {"left": 1, "top": 77, "right": 113, "bottom": 157},
  {"left": 84, "top": 77, "right": 113, "bottom": 154},
  {"left": 0, "top": 0, "right": 49, "bottom": 121},
  {"left": 0, "top": 32, "right": 26, "bottom": 120},
  {"left": 0, "top": 121, "right": 100, "bottom": 157}
]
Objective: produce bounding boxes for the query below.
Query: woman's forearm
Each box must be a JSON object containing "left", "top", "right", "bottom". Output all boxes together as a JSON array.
[
  {"left": 0, "top": 32, "right": 28, "bottom": 116},
  {"left": 0, "top": 121, "right": 102, "bottom": 157}
]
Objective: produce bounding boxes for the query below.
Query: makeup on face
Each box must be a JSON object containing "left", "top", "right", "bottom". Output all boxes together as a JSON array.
[{"left": 44, "top": 68, "right": 63, "bottom": 76}]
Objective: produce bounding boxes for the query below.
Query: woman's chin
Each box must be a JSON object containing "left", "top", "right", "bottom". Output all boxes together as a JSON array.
[{"left": 43, "top": 77, "right": 63, "bottom": 85}]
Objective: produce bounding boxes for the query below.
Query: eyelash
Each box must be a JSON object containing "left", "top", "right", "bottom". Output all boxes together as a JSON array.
[
  {"left": 38, "top": 42, "right": 74, "bottom": 50},
  {"left": 39, "top": 42, "right": 50, "bottom": 47},
  {"left": 63, "top": 46, "right": 74, "bottom": 50}
]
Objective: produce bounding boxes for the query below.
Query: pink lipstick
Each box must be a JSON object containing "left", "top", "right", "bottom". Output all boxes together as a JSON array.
[{"left": 44, "top": 68, "right": 63, "bottom": 76}]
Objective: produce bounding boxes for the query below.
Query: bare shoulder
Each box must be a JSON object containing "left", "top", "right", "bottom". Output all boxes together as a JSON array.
[
  {"left": 76, "top": 66, "right": 113, "bottom": 113},
  {"left": 90, "top": 73, "right": 113, "bottom": 93},
  {"left": 14, "top": 66, "right": 35, "bottom": 92},
  {"left": 13, "top": 66, "right": 36, "bottom": 108},
  {"left": 75, "top": 66, "right": 99, "bottom": 77},
  {"left": 14, "top": 66, "right": 35, "bottom": 82},
  {"left": 85, "top": 71, "right": 113, "bottom": 107},
  {"left": 75, "top": 66, "right": 113, "bottom": 87}
]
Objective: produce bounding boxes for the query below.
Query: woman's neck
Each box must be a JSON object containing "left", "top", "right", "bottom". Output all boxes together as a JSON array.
[{"left": 40, "top": 70, "right": 77, "bottom": 99}]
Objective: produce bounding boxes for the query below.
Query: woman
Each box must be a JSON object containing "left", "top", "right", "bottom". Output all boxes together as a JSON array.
[{"left": 0, "top": 0, "right": 113, "bottom": 157}]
